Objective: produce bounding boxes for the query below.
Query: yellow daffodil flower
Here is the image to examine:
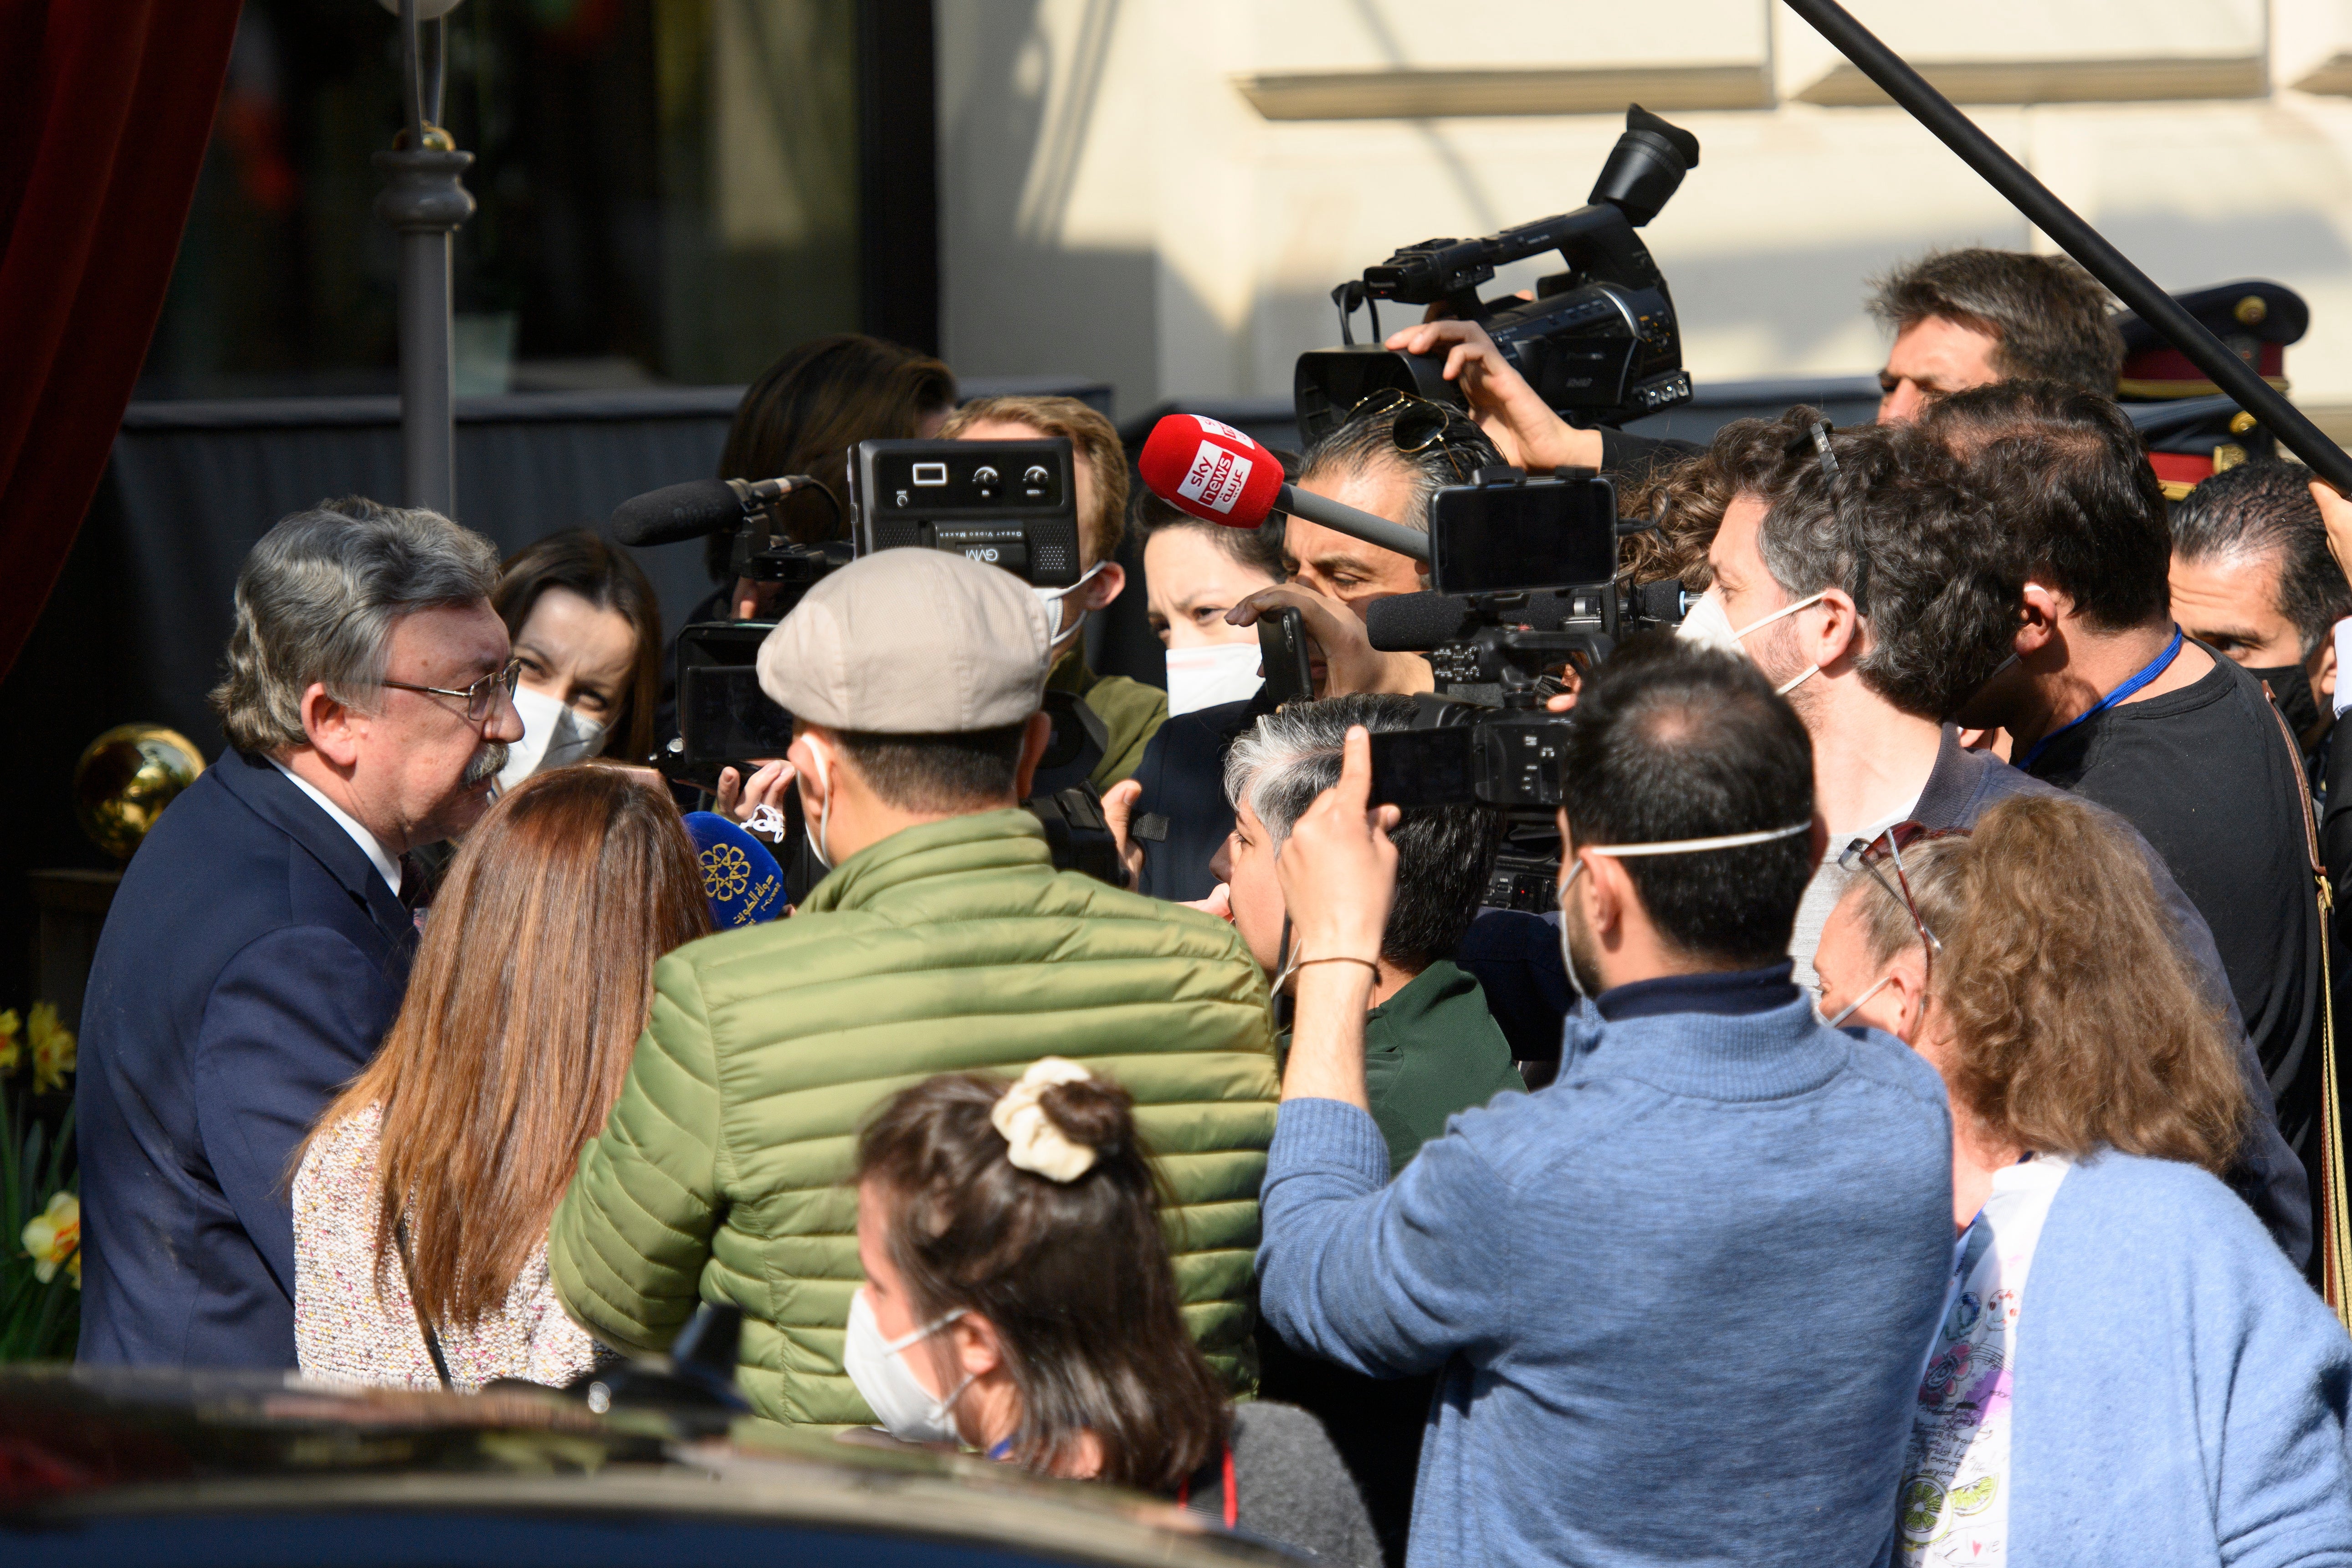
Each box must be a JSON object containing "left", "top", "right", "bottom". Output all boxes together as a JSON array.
[
  {"left": 28, "top": 1002, "right": 75, "bottom": 1093},
  {"left": 0, "top": 1009, "right": 19, "bottom": 1076},
  {"left": 22, "top": 1190, "right": 79, "bottom": 1288}
]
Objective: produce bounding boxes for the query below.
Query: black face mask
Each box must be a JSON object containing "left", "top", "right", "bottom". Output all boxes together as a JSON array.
[{"left": 2244, "top": 663, "right": 2324, "bottom": 740}]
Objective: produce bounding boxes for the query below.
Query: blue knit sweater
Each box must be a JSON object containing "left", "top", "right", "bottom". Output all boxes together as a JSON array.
[
  {"left": 1257, "top": 991, "right": 1954, "bottom": 1568},
  {"left": 2004, "top": 1150, "right": 2352, "bottom": 1566}
]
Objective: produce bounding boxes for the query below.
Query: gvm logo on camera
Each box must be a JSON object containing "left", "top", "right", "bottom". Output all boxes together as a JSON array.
[{"left": 1178, "top": 439, "right": 1253, "bottom": 515}]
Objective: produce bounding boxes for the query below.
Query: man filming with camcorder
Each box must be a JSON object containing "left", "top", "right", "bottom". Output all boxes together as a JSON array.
[
  {"left": 1386, "top": 236, "right": 2118, "bottom": 480},
  {"left": 1114, "top": 105, "right": 1707, "bottom": 907},
  {"left": 1256, "top": 640, "right": 1953, "bottom": 1567},
  {"left": 1109, "top": 398, "right": 1497, "bottom": 903},
  {"left": 944, "top": 394, "right": 1167, "bottom": 790}
]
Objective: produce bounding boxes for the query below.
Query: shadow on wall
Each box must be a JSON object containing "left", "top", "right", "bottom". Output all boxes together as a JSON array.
[{"left": 937, "top": 0, "right": 1163, "bottom": 412}]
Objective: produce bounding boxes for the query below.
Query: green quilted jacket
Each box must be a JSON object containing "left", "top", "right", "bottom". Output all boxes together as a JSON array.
[{"left": 547, "top": 807, "right": 1280, "bottom": 1428}]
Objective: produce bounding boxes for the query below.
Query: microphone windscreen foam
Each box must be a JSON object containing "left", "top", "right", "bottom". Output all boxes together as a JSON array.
[
  {"left": 682, "top": 812, "right": 788, "bottom": 927},
  {"left": 1365, "top": 592, "right": 1476, "bottom": 652},
  {"left": 1138, "top": 415, "right": 1286, "bottom": 529},
  {"left": 611, "top": 479, "right": 742, "bottom": 548}
]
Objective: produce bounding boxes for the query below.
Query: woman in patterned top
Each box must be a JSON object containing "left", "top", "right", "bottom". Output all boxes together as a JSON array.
[
  {"left": 1814, "top": 792, "right": 2351, "bottom": 1568},
  {"left": 293, "top": 764, "right": 709, "bottom": 1390}
]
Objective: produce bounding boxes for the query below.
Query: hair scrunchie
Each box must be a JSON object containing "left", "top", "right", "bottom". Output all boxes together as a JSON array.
[{"left": 990, "top": 1057, "right": 1098, "bottom": 1182}]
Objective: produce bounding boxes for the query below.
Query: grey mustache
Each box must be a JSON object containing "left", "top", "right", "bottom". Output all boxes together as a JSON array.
[{"left": 462, "top": 743, "right": 510, "bottom": 787}]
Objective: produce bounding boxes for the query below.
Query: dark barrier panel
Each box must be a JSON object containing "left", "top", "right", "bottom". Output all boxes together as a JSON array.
[{"left": 0, "top": 378, "right": 1110, "bottom": 1012}]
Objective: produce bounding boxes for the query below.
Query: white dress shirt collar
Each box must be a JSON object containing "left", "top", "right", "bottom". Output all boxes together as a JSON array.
[{"left": 267, "top": 755, "right": 404, "bottom": 900}]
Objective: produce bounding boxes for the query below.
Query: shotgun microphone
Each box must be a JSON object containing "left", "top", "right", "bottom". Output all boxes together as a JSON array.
[{"left": 610, "top": 476, "right": 813, "bottom": 548}]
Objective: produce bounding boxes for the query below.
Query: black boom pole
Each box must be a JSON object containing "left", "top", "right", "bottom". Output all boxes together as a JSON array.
[{"left": 1781, "top": 0, "right": 2352, "bottom": 495}]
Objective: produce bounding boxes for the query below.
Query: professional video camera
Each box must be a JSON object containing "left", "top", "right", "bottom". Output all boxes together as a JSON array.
[
  {"left": 612, "top": 437, "right": 1083, "bottom": 782},
  {"left": 1295, "top": 105, "right": 1700, "bottom": 444},
  {"left": 610, "top": 436, "right": 1120, "bottom": 885},
  {"left": 1357, "top": 466, "right": 1638, "bottom": 912}
]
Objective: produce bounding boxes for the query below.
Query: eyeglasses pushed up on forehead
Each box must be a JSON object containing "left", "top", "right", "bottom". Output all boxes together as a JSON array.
[
  {"left": 378, "top": 658, "right": 523, "bottom": 724},
  {"left": 1835, "top": 820, "right": 1964, "bottom": 989},
  {"left": 1785, "top": 417, "right": 1870, "bottom": 617}
]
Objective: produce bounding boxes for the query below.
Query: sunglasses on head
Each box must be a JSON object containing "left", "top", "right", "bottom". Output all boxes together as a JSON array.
[
  {"left": 1835, "top": 820, "right": 1965, "bottom": 989},
  {"left": 1348, "top": 387, "right": 1489, "bottom": 483},
  {"left": 1784, "top": 418, "right": 1871, "bottom": 617}
]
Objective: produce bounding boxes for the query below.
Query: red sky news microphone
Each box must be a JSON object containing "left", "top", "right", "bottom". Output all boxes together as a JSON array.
[{"left": 1137, "top": 414, "right": 1432, "bottom": 563}]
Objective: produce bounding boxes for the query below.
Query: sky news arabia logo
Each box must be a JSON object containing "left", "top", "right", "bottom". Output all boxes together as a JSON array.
[{"left": 1178, "top": 439, "right": 1252, "bottom": 514}]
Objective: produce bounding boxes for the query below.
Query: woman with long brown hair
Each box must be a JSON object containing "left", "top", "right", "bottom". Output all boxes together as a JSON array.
[
  {"left": 851, "top": 1061, "right": 1377, "bottom": 1567},
  {"left": 1812, "top": 793, "right": 2351, "bottom": 1568},
  {"left": 293, "top": 765, "right": 710, "bottom": 1389}
]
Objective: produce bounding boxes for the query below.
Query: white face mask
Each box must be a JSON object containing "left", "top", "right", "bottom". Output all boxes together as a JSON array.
[
  {"left": 1675, "top": 589, "right": 1742, "bottom": 653},
  {"left": 1034, "top": 561, "right": 1110, "bottom": 652},
  {"left": 1557, "top": 897, "right": 1588, "bottom": 1007},
  {"left": 841, "top": 1286, "right": 971, "bottom": 1445},
  {"left": 1677, "top": 587, "right": 1828, "bottom": 697},
  {"left": 1165, "top": 641, "right": 1264, "bottom": 716},
  {"left": 496, "top": 683, "right": 608, "bottom": 791},
  {"left": 800, "top": 735, "right": 837, "bottom": 873},
  {"left": 1824, "top": 971, "right": 1895, "bottom": 1030},
  {"left": 1556, "top": 820, "right": 1812, "bottom": 1005}
]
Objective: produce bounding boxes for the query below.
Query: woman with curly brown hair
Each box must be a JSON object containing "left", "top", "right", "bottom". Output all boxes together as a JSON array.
[
  {"left": 850, "top": 1061, "right": 1378, "bottom": 1567},
  {"left": 1813, "top": 792, "right": 2352, "bottom": 1568}
]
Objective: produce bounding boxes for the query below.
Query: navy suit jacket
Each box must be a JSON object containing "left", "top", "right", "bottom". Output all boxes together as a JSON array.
[{"left": 76, "top": 750, "right": 418, "bottom": 1368}]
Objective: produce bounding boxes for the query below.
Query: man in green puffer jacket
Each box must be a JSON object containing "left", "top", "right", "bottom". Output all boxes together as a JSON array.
[{"left": 548, "top": 547, "right": 1279, "bottom": 1428}]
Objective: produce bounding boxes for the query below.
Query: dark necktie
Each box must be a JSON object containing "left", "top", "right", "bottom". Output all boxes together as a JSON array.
[{"left": 397, "top": 851, "right": 432, "bottom": 918}]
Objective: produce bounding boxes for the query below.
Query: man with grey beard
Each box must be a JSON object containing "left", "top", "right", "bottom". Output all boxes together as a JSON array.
[{"left": 77, "top": 497, "right": 523, "bottom": 1368}]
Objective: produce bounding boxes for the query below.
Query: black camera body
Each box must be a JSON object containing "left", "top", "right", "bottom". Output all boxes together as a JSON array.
[
  {"left": 639, "top": 436, "right": 1120, "bottom": 884},
  {"left": 1362, "top": 468, "right": 1623, "bottom": 889},
  {"left": 1295, "top": 105, "right": 1699, "bottom": 444},
  {"left": 661, "top": 436, "right": 1084, "bottom": 778},
  {"left": 847, "top": 437, "right": 1082, "bottom": 588}
]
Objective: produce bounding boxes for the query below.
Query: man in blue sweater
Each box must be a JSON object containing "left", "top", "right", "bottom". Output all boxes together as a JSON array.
[{"left": 1258, "top": 642, "right": 1955, "bottom": 1568}]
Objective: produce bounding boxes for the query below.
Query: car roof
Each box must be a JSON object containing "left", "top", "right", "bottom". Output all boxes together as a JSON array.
[{"left": 0, "top": 1367, "right": 1293, "bottom": 1568}]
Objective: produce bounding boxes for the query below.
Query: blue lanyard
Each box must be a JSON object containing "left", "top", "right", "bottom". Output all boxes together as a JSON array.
[
  {"left": 987, "top": 1437, "right": 1017, "bottom": 1461},
  {"left": 2018, "top": 628, "right": 2183, "bottom": 771}
]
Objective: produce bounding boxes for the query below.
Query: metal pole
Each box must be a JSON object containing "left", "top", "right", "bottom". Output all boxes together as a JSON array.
[
  {"left": 373, "top": 0, "right": 474, "bottom": 515},
  {"left": 1780, "top": 0, "right": 2352, "bottom": 495}
]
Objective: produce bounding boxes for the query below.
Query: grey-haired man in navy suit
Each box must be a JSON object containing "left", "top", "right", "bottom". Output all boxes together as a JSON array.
[{"left": 76, "top": 497, "right": 525, "bottom": 1368}]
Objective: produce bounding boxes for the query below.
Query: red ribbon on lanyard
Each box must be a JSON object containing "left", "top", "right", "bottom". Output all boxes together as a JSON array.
[{"left": 1175, "top": 1445, "right": 1239, "bottom": 1529}]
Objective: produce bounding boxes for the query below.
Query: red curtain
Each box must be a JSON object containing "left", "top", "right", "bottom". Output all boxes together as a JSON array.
[{"left": 0, "top": 0, "right": 244, "bottom": 682}]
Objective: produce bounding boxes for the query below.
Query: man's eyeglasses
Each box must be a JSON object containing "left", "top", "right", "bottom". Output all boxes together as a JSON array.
[
  {"left": 379, "top": 658, "right": 523, "bottom": 724},
  {"left": 1349, "top": 387, "right": 1489, "bottom": 483},
  {"left": 1835, "top": 820, "right": 1963, "bottom": 989}
]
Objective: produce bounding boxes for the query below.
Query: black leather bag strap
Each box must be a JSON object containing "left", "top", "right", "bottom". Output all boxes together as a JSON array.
[{"left": 393, "top": 1217, "right": 456, "bottom": 1391}]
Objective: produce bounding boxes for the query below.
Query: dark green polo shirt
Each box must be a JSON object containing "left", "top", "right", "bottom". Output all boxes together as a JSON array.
[{"left": 1361, "top": 958, "right": 1527, "bottom": 1173}]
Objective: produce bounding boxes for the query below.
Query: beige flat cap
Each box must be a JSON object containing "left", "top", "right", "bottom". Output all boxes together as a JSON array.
[{"left": 756, "top": 548, "right": 1054, "bottom": 733}]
